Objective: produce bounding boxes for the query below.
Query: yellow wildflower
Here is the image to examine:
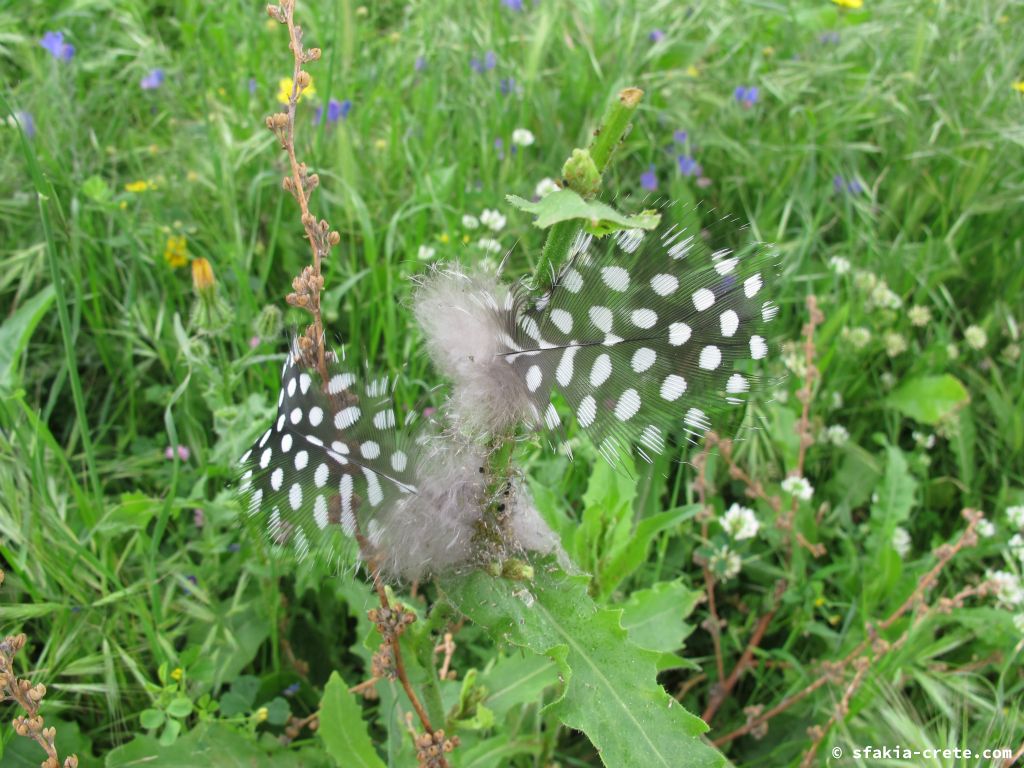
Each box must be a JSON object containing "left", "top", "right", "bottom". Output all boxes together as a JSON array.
[
  {"left": 832, "top": 0, "right": 863, "bottom": 8},
  {"left": 1013, "top": 81, "right": 1024, "bottom": 93},
  {"left": 192, "top": 257, "right": 215, "bottom": 294},
  {"left": 170, "top": 667, "right": 183, "bottom": 681},
  {"left": 276, "top": 76, "right": 315, "bottom": 105},
  {"left": 255, "top": 706, "right": 269, "bottom": 722},
  {"left": 814, "top": 596, "right": 826, "bottom": 607},
  {"left": 438, "top": 233, "right": 450, "bottom": 245},
  {"left": 125, "top": 180, "right": 154, "bottom": 193},
  {"left": 828, "top": 614, "right": 841, "bottom": 625},
  {"left": 685, "top": 65, "right": 700, "bottom": 78},
  {"left": 118, "top": 201, "right": 127, "bottom": 210},
  {"left": 265, "top": 17, "right": 277, "bottom": 31},
  {"left": 462, "top": 234, "right": 470, "bottom": 244},
  {"left": 164, "top": 235, "right": 188, "bottom": 269},
  {"left": 373, "top": 138, "right": 387, "bottom": 150},
  {"left": 762, "top": 46, "right": 775, "bottom": 57}
]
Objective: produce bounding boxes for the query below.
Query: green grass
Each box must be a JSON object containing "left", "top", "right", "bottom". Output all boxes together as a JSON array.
[{"left": 2, "top": 0, "right": 1023, "bottom": 765}]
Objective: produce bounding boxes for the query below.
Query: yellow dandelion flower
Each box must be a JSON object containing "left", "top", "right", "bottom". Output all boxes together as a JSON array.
[
  {"left": 686, "top": 64, "right": 700, "bottom": 77},
  {"left": 832, "top": 0, "right": 863, "bottom": 8},
  {"left": 462, "top": 234, "right": 470, "bottom": 244},
  {"left": 438, "top": 233, "right": 450, "bottom": 244},
  {"left": 276, "top": 76, "right": 315, "bottom": 105},
  {"left": 170, "top": 667, "right": 183, "bottom": 681},
  {"left": 1013, "top": 81, "right": 1024, "bottom": 93},
  {"left": 164, "top": 235, "right": 188, "bottom": 269},
  {"left": 191, "top": 257, "right": 215, "bottom": 294},
  {"left": 373, "top": 138, "right": 387, "bottom": 150},
  {"left": 125, "top": 180, "right": 154, "bottom": 193},
  {"left": 814, "top": 596, "right": 826, "bottom": 607}
]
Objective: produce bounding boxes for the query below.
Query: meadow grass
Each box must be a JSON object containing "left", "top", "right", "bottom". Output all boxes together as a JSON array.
[{"left": 1, "top": 0, "right": 1023, "bottom": 765}]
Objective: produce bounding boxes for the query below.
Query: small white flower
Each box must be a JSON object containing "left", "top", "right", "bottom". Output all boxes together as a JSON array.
[
  {"left": 868, "top": 282, "right": 902, "bottom": 310},
  {"left": 853, "top": 270, "right": 877, "bottom": 292},
  {"left": 830, "top": 391, "right": 844, "bottom": 409},
  {"left": 912, "top": 431, "right": 936, "bottom": 450},
  {"left": 1007, "top": 505, "right": 1024, "bottom": 530},
  {"left": 480, "top": 208, "right": 506, "bottom": 232},
  {"left": 828, "top": 256, "right": 851, "bottom": 275},
  {"left": 976, "top": 518, "right": 995, "bottom": 538},
  {"left": 965, "top": 324, "right": 987, "bottom": 350},
  {"left": 535, "top": 177, "right": 560, "bottom": 198},
  {"left": 1010, "top": 533, "right": 1024, "bottom": 563},
  {"left": 476, "top": 237, "right": 502, "bottom": 254},
  {"left": 884, "top": 332, "right": 908, "bottom": 357},
  {"left": 891, "top": 526, "right": 912, "bottom": 557},
  {"left": 825, "top": 424, "right": 849, "bottom": 446},
  {"left": 1013, "top": 613, "right": 1024, "bottom": 634},
  {"left": 781, "top": 475, "right": 813, "bottom": 502},
  {"left": 721, "top": 503, "right": 760, "bottom": 541},
  {"left": 461, "top": 214, "right": 480, "bottom": 230},
  {"left": 946, "top": 343, "right": 960, "bottom": 360},
  {"left": 908, "top": 305, "right": 932, "bottom": 327},
  {"left": 511, "top": 128, "right": 535, "bottom": 147},
  {"left": 709, "top": 545, "right": 742, "bottom": 581},
  {"left": 841, "top": 326, "right": 871, "bottom": 349},
  {"left": 417, "top": 244, "right": 436, "bottom": 261},
  {"left": 988, "top": 569, "right": 1024, "bottom": 609},
  {"left": 880, "top": 371, "right": 896, "bottom": 390}
]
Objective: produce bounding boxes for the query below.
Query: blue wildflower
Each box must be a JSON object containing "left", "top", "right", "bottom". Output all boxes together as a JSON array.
[
  {"left": 39, "top": 31, "right": 74, "bottom": 61},
  {"left": 819, "top": 31, "right": 841, "bottom": 44},
  {"left": 734, "top": 85, "right": 759, "bottom": 107},
  {"left": 471, "top": 51, "right": 497, "bottom": 73},
  {"left": 248, "top": 78, "right": 258, "bottom": 94},
  {"left": 14, "top": 111, "right": 35, "bottom": 139},
  {"left": 494, "top": 137, "right": 505, "bottom": 160},
  {"left": 673, "top": 129, "right": 688, "bottom": 145},
  {"left": 140, "top": 68, "right": 165, "bottom": 90},
  {"left": 502, "top": 0, "right": 524, "bottom": 10},
  {"left": 315, "top": 98, "right": 352, "bottom": 125},
  {"left": 649, "top": 29, "right": 665, "bottom": 43},
  {"left": 415, "top": 55, "right": 427, "bottom": 72},
  {"left": 677, "top": 155, "right": 701, "bottom": 177},
  {"left": 833, "top": 175, "right": 865, "bottom": 195},
  {"left": 499, "top": 77, "right": 516, "bottom": 96},
  {"left": 283, "top": 682, "right": 301, "bottom": 697},
  {"left": 640, "top": 164, "right": 658, "bottom": 191}
]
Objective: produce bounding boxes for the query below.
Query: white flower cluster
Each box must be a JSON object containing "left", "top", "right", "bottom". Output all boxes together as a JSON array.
[
  {"left": 535, "top": 177, "right": 559, "bottom": 197},
  {"left": 511, "top": 128, "right": 535, "bottom": 147},
  {"left": 964, "top": 324, "right": 987, "bottom": 350},
  {"left": 710, "top": 545, "right": 743, "bottom": 581},
  {"left": 824, "top": 424, "right": 849, "bottom": 446},
  {"left": 721, "top": 503, "right": 760, "bottom": 540},
  {"left": 988, "top": 569, "right": 1024, "bottom": 609},
  {"left": 908, "top": 305, "right": 932, "bottom": 327},
  {"left": 1007, "top": 505, "right": 1024, "bottom": 530},
  {"left": 841, "top": 326, "right": 872, "bottom": 349},
  {"left": 480, "top": 208, "right": 506, "bottom": 231},
  {"left": 891, "top": 526, "right": 911, "bottom": 557},
  {"left": 884, "top": 332, "right": 907, "bottom": 357},
  {"left": 781, "top": 475, "right": 813, "bottom": 501},
  {"left": 828, "top": 256, "right": 851, "bottom": 275},
  {"left": 912, "top": 431, "right": 936, "bottom": 450}
]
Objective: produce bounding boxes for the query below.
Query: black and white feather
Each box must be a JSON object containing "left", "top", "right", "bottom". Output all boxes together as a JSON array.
[
  {"left": 413, "top": 203, "right": 781, "bottom": 460},
  {"left": 236, "top": 340, "right": 418, "bottom": 570}
]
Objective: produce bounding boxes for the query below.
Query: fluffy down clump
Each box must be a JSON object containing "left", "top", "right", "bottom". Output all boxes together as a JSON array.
[
  {"left": 369, "top": 434, "right": 565, "bottom": 582},
  {"left": 412, "top": 266, "right": 535, "bottom": 436}
]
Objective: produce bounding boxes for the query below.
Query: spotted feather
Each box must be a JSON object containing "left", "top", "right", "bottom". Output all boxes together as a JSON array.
[
  {"left": 236, "top": 339, "right": 417, "bottom": 568},
  {"left": 501, "top": 203, "right": 781, "bottom": 463}
]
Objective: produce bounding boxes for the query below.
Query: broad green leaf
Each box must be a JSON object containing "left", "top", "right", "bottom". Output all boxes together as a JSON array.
[
  {"left": 0, "top": 283, "right": 55, "bottom": 391},
  {"left": 598, "top": 505, "right": 699, "bottom": 599},
  {"left": 870, "top": 446, "right": 916, "bottom": 531},
  {"left": 442, "top": 566, "right": 723, "bottom": 768},
  {"left": 318, "top": 671, "right": 386, "bottom": 768},
  {"left": 620, "top": 580, "right": 701, "bottom": 653},
  {"left": 140, "top": 708, "right": 166, "bottom": 729},
  {"left": 506, "top": 189, "right": 660, "bottom": 235},
  {"left": 886, "top": 374, "right": 969, "bottom": 425},
  {"left": 481, "top": 653, "right": 559, "bottom": 718}
]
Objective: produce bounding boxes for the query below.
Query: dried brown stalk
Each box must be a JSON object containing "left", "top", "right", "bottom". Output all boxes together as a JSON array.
[{"left": 0, "top": 572, "right": 79, "bottom": 768}]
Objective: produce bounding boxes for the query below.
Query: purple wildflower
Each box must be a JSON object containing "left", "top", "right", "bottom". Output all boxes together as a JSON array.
[
  {"left": 39, "top": 31, "right": 74, "bottom": 61},
  {"left": 499, "top": 77, "right": 516, "bottom": 96},
  {"left": 819, "top": 31, "right": 841, "bottom": 44},
  {"left": 833, "top": 175, "right": 865, "bottom": 195},
  {"left": 677, "top": 155, "right": 701, "bottom": 177},
  {"left": 283, "top": 682, "right": 301, "bottom": 697},
  {"left": 193, "top": 508, "right": 205, "bottom": 528},
  {"left": 649, "top": 29, "right": 665, "bottom": 43},
  {"left": 734, "top": 85, "right": 759, "bottom": 107},
  {"left": 494, "top": 137, "right": 505, "bottom": 160},
  {"left": 673, "top": 130, "right": 688, "bottom": 145},
  {"left": 471, "top": 51, "right": 497, "bottom": 73},
  {"left": 502, "top": 0, "right": 524, "bottom": 10},
  {"left": 315, "top": 98, "right": 353, "bottom": 125},
  {"left": 248, "top": 78, "right": 258, "bottom": 94},
  {"left": 140, "top": 68, "right": 165, "bottom": 90},
  {"left": 249, "top": 335, "right": 261, "bottom": 349},
  {"left": 415, "top": 55, "right": 427, "bottom": 72},
  {"left": 14, "top": 111, "right": 35, "bottom": 139},
  {"left": 640, "top": 164, "right": 658, "bottom": 191},
  {"left": 847, "top": 178, "right": 864, "bottom": 195}
]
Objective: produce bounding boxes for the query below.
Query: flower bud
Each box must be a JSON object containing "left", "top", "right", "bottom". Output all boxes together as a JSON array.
[
  {"left": 561, "top": 148, "right": 601, "bottom": 198},
  {"left": 191, "top": 258, "right": 215, "bottom": 295}
]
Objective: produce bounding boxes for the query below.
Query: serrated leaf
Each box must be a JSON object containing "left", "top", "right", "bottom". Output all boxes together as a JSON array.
[
  {"left": 481, "top": 653, "right": 559, "bottom": 718},
  {"left": 318, "top": 671, "right": 386, "bottom": 768},
  {"left": 441, "top": 565, "right": 723, "bottom": 768},
  {"left": 620, "top": 580, "right": 701, "bottom": 653},
  {"left": 870, "top": 445, "right": 917, "bottom": 531},
  {"left": 886, "top": 374, "right": 969, "bottom": 425},
  {"left": 506, "top": 189, "right": 660, "bottom": 235}
]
